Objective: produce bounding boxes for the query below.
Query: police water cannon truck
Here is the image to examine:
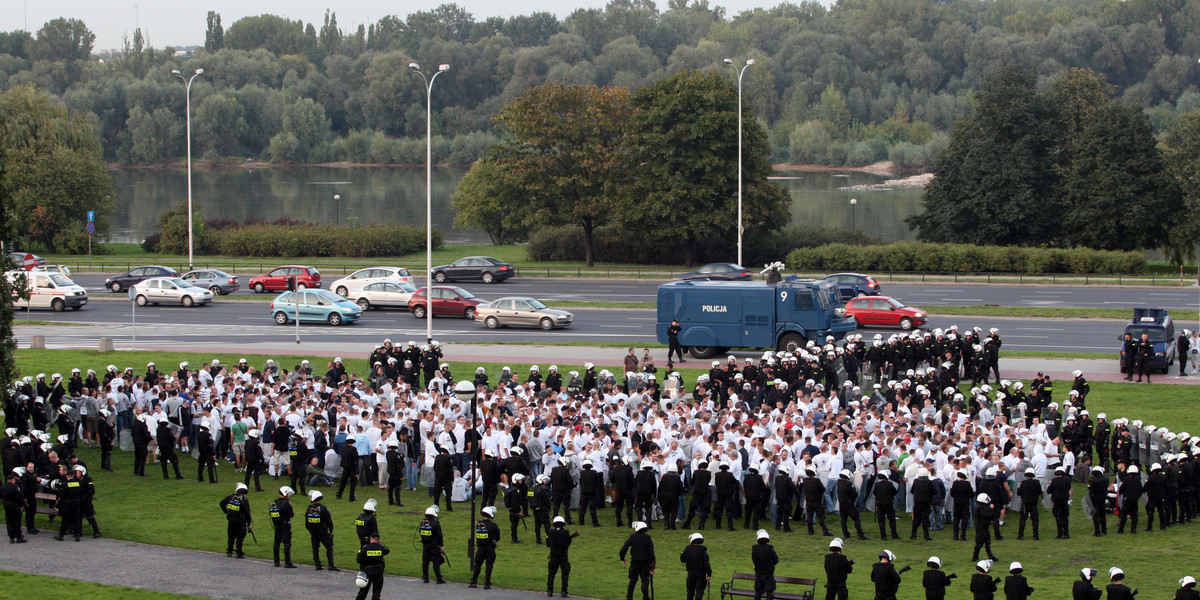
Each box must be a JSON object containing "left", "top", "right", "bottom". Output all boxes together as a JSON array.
[{"left": 656, "top": 276, "right": 857, "bottom": 359}]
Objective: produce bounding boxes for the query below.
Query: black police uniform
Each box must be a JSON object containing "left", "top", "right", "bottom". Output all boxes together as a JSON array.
[
  {"left": 481, "top": 456, "right": 502, "bottom": 507},
  {"left": 1088, "top": 471, "right": 1109, "bottom": 535},
  {"left": 579, "top": 465, "right": 604, "bottom": 527},
  {"left": 531, "top": 481, "right": 553, "bottom": 543},
  {"left": 197, "top": 428, "right": 217, "bottom": 483},
  {"left": 1004, "top": 573, "right": 1034, "bottom": 600},
  {"left": 505, "top": 481, "right": 529, "bottom": 542},
  {"left": 355, "top": 509, "right": 379, "bottom": 546},
  {"left": 911, "top": 476, "right": 935, "bottom": 540},
  {"left": 55, "top": 474, "right": 83, "bottom": 541},
  {"left": 612, "top": 462, "right": 636, "bottom": 527},
  {"left": 872, "top": 560, "right": 903, "bottom": 600},
  {"left": 620, "top": 529, "right": 656, "bottom": 600},
  {"left": 1073, "top": 579, "right": 1102, "bottom": 600},
  {"left": 2, "top": 476, "right": 26, "bottom": 543},
  {"left": 680, "top": 540, "right": 711, "bottom": 600},
  {"left": 1117, "top": 471, "right": 1142, "bottom": 534},
  {"left": 289, "top": 438, "right": 309, "bottom": 496},
  {"left": 824, "top": 551, "right": 854, "bottom": 600},
  {"left": 355, "top": 540, "right": 390, "bottom": 600},
  {"left": 922, "top": 567, "right": 954, "bottom": 600},
  {"left": 157, "top": 423, "right": 184, "bottom": 479},
  {"left": 972, "top": 503, "right": 998, "bottom": 561},
  {"left": 774, "top": 472, "right": 795, "bottom": 532},
  {"left": 836, "top": 477, "right": 867, "bottom": 539},
  {"left": 243, "top": 435, "right": 265, "bottom": 491},
  {"left": 1048, "top": 473, "right": 1072, "bottom": 538},
  {"left": 713, "top": 466, "right": 739, "bottom": 531},
  {"left": 220, "top": 491, "right": 251, "bottom": 557},
  {"left": 305, "top": 501, "right": 338, "bottom": 570},
  {"left": 1145, "top": 468, "right": 1168, "bottom": 530},
  {"left": 385, "top": 446, "right": 404, "bottom": 506},
  {"left": 470, "top": 516, "right": 501, "bottom": 588},
  {"left": 269, "top": 495, "right": 295, "bottom": 567},
  {"left": 418, "top": 513, "right": 446, "bottom": 583},
  {"left": 551, "top": 463, "right": 576, "bottom": 524},
  {"left": 1106, "top": 582, "right": 1136, "bottom": 600},
  {"left": 337, "top": 443, "right": 359, "bottom": 501},
  {"left": 970, "top": 571, "right": 999, "bottom": 600},
  {"left": 634, "top": 466, "right": 658, "bottom": 526},
  {"left": 547, "top": 522, "right": 574, "bottom": 596},
  {"left": 873, "top": 475, "right": 900, "bottom": 539},
  {"left": 432, "top": 449, "right": 454, "bottom": 509},
  {"left": 1016, "top": 475, "right": 1042, "bottom": 539},
  {"left": 78, "top": 472, "right": 100, "bottom": 537}
]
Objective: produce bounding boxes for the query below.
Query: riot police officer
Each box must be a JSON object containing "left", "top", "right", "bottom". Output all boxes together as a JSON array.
[
  {"left": 220, "top": 482, "right": 252, "bottom": 558},
  {"left": 547, "top": 515, "right": 574, "bottom": 597},
  {"left": 355, "top": 533, "right": 389, "bottom": 600},
  {"left": 620, "top": 521, "right": 656, "bottom": 600},
  {"left": 356, "top": 498, "right": 379, "bottom": 546},
  {"left": 680, "top": 532, "right": 710, "bottom": 600},
  {"left": 270, "top": 486, "right": 297, "bottom": 568},
  {"left": 419, "top": 505, "right": 446, "bottom": 584},
  {"left": 305, "top": 490, "right": 339, "bottom": 571},
  {"left": 470, "top": 506, "right": 501, "bottom": 589}
]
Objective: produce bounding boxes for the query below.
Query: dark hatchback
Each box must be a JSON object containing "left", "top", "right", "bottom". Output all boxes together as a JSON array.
[
  {"left": 105, "top": 265, "right": 179, "bottom": 292},
  {"left": 822, "top": 272, "right": 882, "bottom": 300},
  {"left": 675, "top": 263, "right": 752, "bottom": 281}
]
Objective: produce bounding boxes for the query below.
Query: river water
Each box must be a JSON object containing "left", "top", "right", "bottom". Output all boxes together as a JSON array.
[{"left": 108, "top": 167, "right": 924, "bottom": 245}]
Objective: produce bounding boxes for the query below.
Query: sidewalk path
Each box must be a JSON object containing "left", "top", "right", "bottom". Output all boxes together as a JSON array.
[{"left": 7, "top": 534, "right": 590, "bottom": 600}]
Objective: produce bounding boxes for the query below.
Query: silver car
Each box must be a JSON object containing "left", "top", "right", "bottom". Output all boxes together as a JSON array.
[
  {"left": 475, "top": 296, "right": 574, "bottom": 330},
  {"left": 131, "top": 277, "right": 214, "bottom": 307},
  {"left": 181, "top": 269, "right": 240, "bottom": 295},
  {"left": 353, "top": 280, "right": 418, "bottom": 310}
]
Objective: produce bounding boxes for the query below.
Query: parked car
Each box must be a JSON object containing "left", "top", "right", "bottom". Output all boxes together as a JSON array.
[
  {"left": 408, "top": 286, "right": 485, "bottom": 319},
  {"left": 1119, "top": 308, "right": 1176, "bottom": 374},
  {"left": 475, "top": 296, "right": 574, "bottom": 330},
  {"left": 823, "top": 272, "right": 882, "bottom": 300},
  {"left": 430, "top": 256, "right": 514, "bottom": 284},
  {"left": 181, "top": 269, "right": 240, "bottom": 295},
  {"left": 270, "top": 289, "right": 362, "bottom": 326},
  {"left": 105, "top": 265, "right": 178, "bottom": 292},
  {"left": 353, "top": 280, "right": 419, "bottom": 310},
  {"left": 131, "top": 277, "right": 214, "bottom": 307},
  {"left": 5, "top": 270, "right": 87, "bottom": 311},
  {"left": 32, "top": 264, "right": 71, "bottom": 277},
  {"left": 6, "top": 252, "right": 46, "bottom": 267},
  {"left": 330, "top": 267, "right": 413, "bottom": 297},
  {"left": 249, "top": 265, "right": 321, "bottom": 293},
  {"left": 843, "top": 296, "right": 926, "bottom": 330},
  {"left": 675, "top": 263, "right": 752, "bottom": 281}
]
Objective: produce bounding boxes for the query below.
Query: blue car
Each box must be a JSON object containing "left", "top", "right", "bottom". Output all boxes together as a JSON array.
[{"left": 270, "top": 289, "right": 363, "bottom": 326}]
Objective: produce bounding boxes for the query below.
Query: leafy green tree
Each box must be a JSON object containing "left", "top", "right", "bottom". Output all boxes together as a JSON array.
[
  {"left": 0, "top": 86, "right": 114, "bottom": 252},
  {"left": 272, "top": 97, "right": 330, "bottom": 162},
  {"left": 1163, "top": 109, "right": 1200, "bottom": 262},
  {"left": 450, "top": 153, "right": 529, "bottom": 244},
  {"left": 492, "top": 82, "right": 631, "bottom": 266},
  {"left": 0, "top": 134, "right": 21, "bottom": 388},
  {"left": 225, "top": 15, "right": 318, "bottom": 58},
  {"left": 27, "top": 18, "right": 94, "bottom": 62},
  {"left": 205, "top": 11, "right": 224, "bottom": 52},
  {"left": 624, "top": 69, "right": 790, "bottom": 266},
  {"left": 319, "top": 10, "right": 342, "bottom": 56},
  {"left": 126, "top": 105, "right": 184, "bottom": 164},
  {"left": 909, "top": 67, "right": 1061, "bottom": 246},
  {"left": 195, "top": 94, "right": 248, "bottom": 158}
]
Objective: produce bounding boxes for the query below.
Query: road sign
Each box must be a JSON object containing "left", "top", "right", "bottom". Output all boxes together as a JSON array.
[
  {"left": 86, "top": 222, "right": 95, "bottom": 235},
  {"left": 22, "top": 253, "right": 36, "bottom": 271},
  {"left": 87, "top": 210, "right": 95, "bottom": 223}
]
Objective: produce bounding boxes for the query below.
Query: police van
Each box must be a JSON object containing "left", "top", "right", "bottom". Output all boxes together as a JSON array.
[{"left": 5, "top": 269, "right": 88, "bottom": 311}]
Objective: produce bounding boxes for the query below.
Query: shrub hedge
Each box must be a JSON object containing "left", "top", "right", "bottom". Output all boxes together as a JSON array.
[
  {"left": 785, "top": 242, "right": 1146, "bottom": 274},
  {"left": 213, "top": 224, "right": 440, "bottom": 258}
]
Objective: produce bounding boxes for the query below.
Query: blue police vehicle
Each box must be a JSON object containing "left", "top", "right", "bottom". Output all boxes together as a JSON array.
[
  {"left": 656, "top": 277, "right": 856, "bottom": 359},
  {"left": 1118, "top": 308, "right": 1176, "bottom": 374}
]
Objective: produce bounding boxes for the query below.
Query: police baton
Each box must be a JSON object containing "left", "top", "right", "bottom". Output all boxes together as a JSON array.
[
  {"left": 248, "top": 525, "right": 258, "bottom": 544},
  {"left": 520, "top": 514, "right": 528, "bottom": 530},
  {"left": 441, "top": 549, "right": 452, "bottom": 568}
]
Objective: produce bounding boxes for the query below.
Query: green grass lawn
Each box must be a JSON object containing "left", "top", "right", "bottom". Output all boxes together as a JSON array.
[
  {"left": 0, "top": 571, "right": 213, "bottom": 600},
  {"left": 7, "top": 348, "right": 1200, "bottom": 599}
]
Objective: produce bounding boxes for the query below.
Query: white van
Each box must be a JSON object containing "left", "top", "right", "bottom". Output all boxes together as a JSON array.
[{"left": 5, "top": 270, "right": 88, "bottom": 311}]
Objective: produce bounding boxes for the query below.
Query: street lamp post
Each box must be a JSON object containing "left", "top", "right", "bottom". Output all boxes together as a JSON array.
[
  {"left": 454, "top": 379, "right": 478, "bottom": 562},
  {"left": 410, "top": 62, "right": 450, "bottom": 344},
  {"left": 724, "top": 58, "right": 754, "bottom": 268},
  {"left": 333, "top": 194, "right": 340, "bottom": 227},
  {"left": 171, "top": 68, "right": 205, "bottom": 271},
  {"left": 850, "top": 198, "right": 857, "bottom": 232}
]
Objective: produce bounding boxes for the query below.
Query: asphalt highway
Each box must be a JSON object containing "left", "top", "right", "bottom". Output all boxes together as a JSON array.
[
  {"left": 19, "top": 296, "right": 1130, "bottom": 354},
  {"left": 66, "top": 273, "right": 1200, "bottom": 310}
]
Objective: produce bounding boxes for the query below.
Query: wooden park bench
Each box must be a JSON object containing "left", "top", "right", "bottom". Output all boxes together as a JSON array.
[
  {"left": 34, "top": 491, "right": 59, "bottom": 516},
  {"left": 720, "top": 571, "right": 817, "bottom": 600}
]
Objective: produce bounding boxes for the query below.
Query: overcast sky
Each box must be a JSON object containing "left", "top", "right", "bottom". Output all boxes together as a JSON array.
[{"left": 3, "top": 0, "right": 790, "bottom": 51}]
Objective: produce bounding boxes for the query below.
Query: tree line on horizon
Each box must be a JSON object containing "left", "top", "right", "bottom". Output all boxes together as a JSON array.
[{"left": 0, "top": 0, "right": 1196, "bottom": 169}]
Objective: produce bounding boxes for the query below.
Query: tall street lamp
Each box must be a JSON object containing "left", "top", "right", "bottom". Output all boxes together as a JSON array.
[
  {"left": 724, "top": 58, "right": 754, "bottom": 268},
  {"left": 850, "top": 198, "right": 857, "bottom": 232},
  {"left": 409, "top": 62, "right": 449, "bottom": 344},
  {"left": 171, "top": 67, "right": 204, "bottom": 270},
  {"left": 333, "top": 194, "right": 341, "bottom": 227}
]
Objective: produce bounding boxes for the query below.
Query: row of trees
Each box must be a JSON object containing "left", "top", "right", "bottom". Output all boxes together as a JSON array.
[
  {"left": 910, "top": 67, "right": 1190, "bottom": 256},
  {"left": 0, "top": 0, "right": 1198, "bottom": 167},
  {"left": 452, "top": 72, "right": 789, "bottom": 266}
]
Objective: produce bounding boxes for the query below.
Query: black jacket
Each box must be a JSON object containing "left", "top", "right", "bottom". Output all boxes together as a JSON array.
[
  {"left": 923, "top": 569, "right": 954, "bottom": 600},
  {"left": 1072, "top": 580, "right": 1102, "bottom": 600},
  {"left": 619, "top": 531, "right": 655, "bottom": 564},
  {"left": 356, "top": 541, "right": 389, "bottom": 575},
  {"left": 680, "top": 543, "right": 711, "bottom": 576},
  {"left": 751, "top": 542, "right": 778, "bottom": 575},
  {"left": 547, "top": 525, "right": 572, "bottom": 558},
  {"left": 971, "top": 572, "right": 999, "bottom": 600},
  {"left": 824, "top": 553, "right": 853, "bottom": 586},
  {"left": 635, "top": 468, "right": 658, "bottom": 496},
  {"left": 1004, "top": 574, "right": 1034, "bottom": 600},
  {"left": 872, "top": 562, "right": 902, "bottom": 595}
]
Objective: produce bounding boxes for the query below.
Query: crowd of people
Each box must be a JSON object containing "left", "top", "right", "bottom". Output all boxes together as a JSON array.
[{"left": 4, "top": 329, "right": 1200, "bottom": 599}]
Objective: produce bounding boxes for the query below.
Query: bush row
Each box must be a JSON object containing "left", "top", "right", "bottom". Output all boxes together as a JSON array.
[
  {"left": 785, "top": 242, "right": 1147, "bottom": 274},
  {"left": 156, "top": 223, "right": 440, "bottom": 258},
  {"left": 526, "top": 224, "right": 878, "bottom": 266}
]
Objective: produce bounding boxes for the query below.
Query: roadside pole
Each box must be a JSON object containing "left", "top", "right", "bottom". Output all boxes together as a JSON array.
[{"left": 128, "top": 286, "right": 136, "bottom": 351}]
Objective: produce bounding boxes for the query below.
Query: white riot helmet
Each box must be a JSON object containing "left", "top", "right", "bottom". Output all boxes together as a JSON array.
[
  {"left": 279, "top": 486, "right": 295, "bottom": 497},
  {"left": 756, "top": 529, "right": 770, "bottom": 541},
  {"left": 481, "top": 506, "right": 497, "bottom": 518},
  {"left": 355, "top": 572, "right": 369, "bottom": 588},
  {"left": 310, "top": 490, "right": 324, "bottom": 502},
  {"left": 689, "top": 532, "right": 704, "bottom": 543},
  {"left": 829, "top": 537, "right": 843, "bottom": 550},
  {"left": 426, "top": 505, "right": 440, "bottom": 517}
]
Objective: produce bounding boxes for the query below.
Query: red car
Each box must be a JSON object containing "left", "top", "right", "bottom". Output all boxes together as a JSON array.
[
  {"left": 249, "top": 265, "right": 321, "bottom": 293},
  {"left": 408, "top": 286, "right": 484, "bottom": 320},
  {"left": 844, "top": 296, "right": 927, "bottom": 330}
]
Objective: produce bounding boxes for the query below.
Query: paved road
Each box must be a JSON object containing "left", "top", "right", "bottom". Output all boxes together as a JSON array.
[
  {"left": 15, "top": 298, "right": 1150, "bottom": 354},
  {"left": 6, "top": 534, "right": 580, "bottom": 600},
  {"left": 66, "top": 274, "right": 1200, "bottom": 309}
]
